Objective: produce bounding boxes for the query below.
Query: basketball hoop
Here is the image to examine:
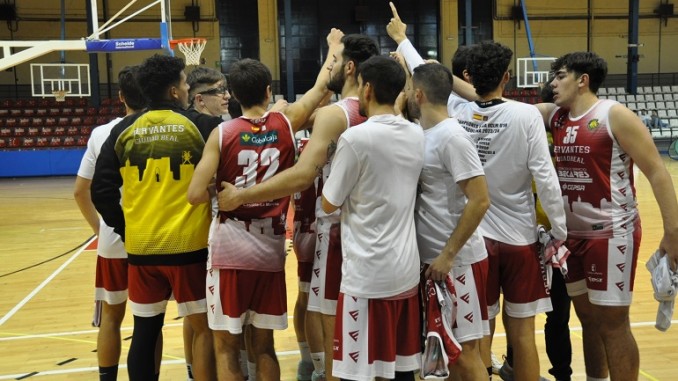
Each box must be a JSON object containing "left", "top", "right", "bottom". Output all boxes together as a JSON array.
[
  {"left": 170, "top": 38, "right": 207, "bottom": 66},
  {"left": 52, "top": 89, "right": 69, "bottom": 102}
]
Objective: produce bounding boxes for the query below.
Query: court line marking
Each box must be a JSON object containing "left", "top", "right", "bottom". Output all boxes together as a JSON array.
[{"left": 0, "top": 236, "right": 95, "bottom": 327}]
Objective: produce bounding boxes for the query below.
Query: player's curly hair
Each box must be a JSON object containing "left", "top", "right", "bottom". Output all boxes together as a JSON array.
[
  {"left": 342, "top": 34, "right": 379, "bottom": 79},
  {"left": 466, "top": 41, "right": 513, "bottom": 97},
  {"left": 137, "top": 54, "right": 186, "bottom": 105},
  {"left": 229, "top": 58, "right": 272, "bottom": 109},
  {"left": 551, "top": 52, "right": 607, "bottom": 94},
  {"left": 451, "top": 44, "right": 472, "bottom": 79}
]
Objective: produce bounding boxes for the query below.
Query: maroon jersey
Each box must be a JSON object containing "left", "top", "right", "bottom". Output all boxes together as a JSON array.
[
  {"left": 217, "top": 112, "right": 297, "bottom": 234},
  {"left": 293, "top": 137, "right": 318, "bottom": 262},
  {"left": 550, "top": 100, "right": 639, "bottom": 238}
]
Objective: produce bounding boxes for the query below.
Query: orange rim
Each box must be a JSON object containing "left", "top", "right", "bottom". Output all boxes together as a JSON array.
[{"left": 169, "top": 38, "right": 206, "bottom": 49}]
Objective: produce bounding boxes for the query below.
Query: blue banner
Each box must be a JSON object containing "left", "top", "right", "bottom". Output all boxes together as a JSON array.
[{"left": 86, "top": 38, "right": 164, "bottom": 52}]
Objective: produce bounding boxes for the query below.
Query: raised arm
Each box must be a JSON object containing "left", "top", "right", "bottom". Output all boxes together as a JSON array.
[
  {"left": 283, "top": 28, "right": 344, "bottom": 132},
  {"left": 218, "top": 105, "right": 347, "bottom": 211},
  {"left": 611, "top": 104, "right": 678, "bottom": 270},
  {"left": 386, "top": 2, "right": 476, "bottom": 102},
  {"left": 187, "top": 127, "right": 221, "bottom": 205}
]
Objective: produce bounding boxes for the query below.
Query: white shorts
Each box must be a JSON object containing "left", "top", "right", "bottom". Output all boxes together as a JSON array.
[
  {"left": 307, "top": 219, "right": 342, "bottom": 315},
  {"left": 452, "top": 259, "right": 490, "bottom": 342}
]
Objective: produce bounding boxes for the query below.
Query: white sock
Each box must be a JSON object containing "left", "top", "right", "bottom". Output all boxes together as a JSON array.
[
  {"left": 247, "top": 361, "right": 257, "bottom": 381},
  {"left": 240, "top": 350, "right": 248, "bottom": 377},
  {"left": 310, "top": 352, "right": 325, "bottom": 373},
  {"left": 586, "top": 377, "right": 610, "bottom": 381},
  {"left": 186, "top": 363, "right": 194, "bottom": 381},
  {"left": 298, "top": 341, "right": 312, "bottom": 363}
]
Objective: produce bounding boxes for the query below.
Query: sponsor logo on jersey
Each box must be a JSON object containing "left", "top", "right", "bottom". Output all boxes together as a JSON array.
[
  {"left": 617, "top": 245, "right": 627, "bottom": 255},
  {"left": 464, "top": 312, "right": 474, "bottom": 323},
  {"left": 587, "top": 119, "right": 600, "bottom": 130},
  {"left": 240, "top": 130, "right": 278, "bottom": 146},
  {"left": 456, "top": 274, "right": 466, "bottom": 285},
  {"left": 617, "top": 263, "right": 626, "bottom": 272},
  {"left": 312, "top": 287, "right": 320, "bottom": 296},
  {"left": 313, "top": 268, "right": 320, "bottom": 277},
  {"left": 616, "top": 281, "right": 625, "bottom": 291},
  {"left": 459, "top": 293, "right": 470, "bottom": 304},
  {"left": 208, "top": 285, "right": 215, "bottom": 295},
  {"left": 592, "top": 224, "right": 604, "bottom": 231}
]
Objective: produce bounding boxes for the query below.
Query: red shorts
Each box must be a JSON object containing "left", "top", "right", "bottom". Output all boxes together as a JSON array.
[
  {"left": 485, "top": 237, "right": 551, "bottom": 318},
  {"left": 206, "top": 268, "right": 288, "bottom": 333},
  {"left": 127, "top": 262, "right": 207, "bottom": 317},
  {"left": 333, "top": 291, "right": 420, "bottom": 381},
  {"left": 94, "top": 256, "right": 128, "bottom": 305},
  {"left": 565, "top": 227, "right": 641, "bottom": 306}
]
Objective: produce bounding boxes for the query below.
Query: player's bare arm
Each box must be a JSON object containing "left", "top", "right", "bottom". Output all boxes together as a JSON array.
[
  {"left": 218, "top": 104, "right": 347, "bottom": 211},
  {"left": 74, "top": 176, "right": 100, "bottom": 235},
  {"left": 284, "top": 28, "right": 344, "bottom": 132},
  {"left": 610, "top": 104, "right": 678, "bottom": 270},
  {"left": 321, "top": 194, "right": 340, "bottom": 214},
  {"left": 425, "top": 175, "right": 490, "bottom": 281},
  {"left": 187, "top": 127, "right": 221, "bottom": 205},
  {"left": 536, "top": 102, "right": 558, "bottom": 130}
]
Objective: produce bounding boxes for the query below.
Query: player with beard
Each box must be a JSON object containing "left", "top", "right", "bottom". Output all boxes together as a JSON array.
[{"left": 217, "top": 34, "right": 379, "bottom": 381}]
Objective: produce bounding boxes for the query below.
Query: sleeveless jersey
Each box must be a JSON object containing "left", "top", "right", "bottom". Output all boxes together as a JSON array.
[
  {"left": 549, "top": 99, "right": 639, "bottom": 239},
  {"left": 293, "top": 137, "right": 319, "bottom": 262},
  {"left": 217, "top": 112, "right": 297, "bottom": 233},
  {"left": 209, "top": 112, "right": 297, "bottom": 271},
  {"left": 316, "top": 97, "right": 367, "bottom": 223}
]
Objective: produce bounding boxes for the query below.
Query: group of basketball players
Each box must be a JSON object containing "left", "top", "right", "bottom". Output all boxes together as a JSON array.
[{"left": 75, "top": 2, "right": 678, "bottom": 381}]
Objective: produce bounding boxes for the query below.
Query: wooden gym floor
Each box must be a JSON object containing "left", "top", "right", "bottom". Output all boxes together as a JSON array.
[{"left": 1, "top": 157, "right": 678, "bottom": 380}]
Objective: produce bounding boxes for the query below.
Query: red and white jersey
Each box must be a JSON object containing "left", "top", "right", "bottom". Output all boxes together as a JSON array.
[
  {"left": 316, "top": 97, "right": 367, "bottom": 224},
  {"left": 549, "top": 99, "right": 639, "bottom": 239},
  {"left": 209, "top": 112, "right": 296, "bottom": 271},
  {"left": 448, "top": 95, "right": 567, "bottom": 244},
  {"left": 293, "top": 137, "right": 318, "bottom": 262}
]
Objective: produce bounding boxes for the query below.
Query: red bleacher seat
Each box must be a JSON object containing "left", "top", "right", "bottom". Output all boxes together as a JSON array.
[
  {"left": 0, "top": 127, "right": 10, "bottom": 136},
  {"left": 83, "top": 116, "right": 95, "bottom": 125},
  {"left": 19, "top": 118, "right": 30, "bottom": 126},
  {"left": 77, "top": 136, "right": 88, "bottom": 146},
  {"left": 95, "top": 116, "right": 108, "bottom": 125},
  {"left": 41, "top": 126, "right": 53, "bottom": 136},
  {"left": 73, "top": 107, "right": 85, "bottom": 116},
  {"left": 81, "top": 126, "right": 92, "bottom": 135},
  {"left": 8, "top": 137, "right": 20, "bottom": 147},
  {"left": 6, "top": 118, "right": 17, "bottom": 127},
  {"left": 0, "top": 138, "right": 6, "bottom": 148},
  {"left": 58, "top": 117, "right": 69, "bottom": 126},
  {"left": 71, "top": 117, "right": 82, "bottom": 126},
  {"left": 61, "top": 108, "right": 73, "bottom": 116},
  {"left": 28, "top": 127, "right": 39, "bottom": 136},
  {"left": 31, "top": 118, "right": 43, "bottom": 127},
  {"left": 45, "top": 117, "right": 56, "bottom": 126},
  {"left": 0, "top": 109, "right": 8, "bottom": 117},
  {"left": 0, "top": 99, "right": 11, "bottom": 108},
  {"left": 101, "top": 98, "right": 113, "bottom": 106},
  {"left": 22, "top": 137, "right": 35, "bottom": 147},
  {"left": 49, "top": 108, "right": 61, "bottom": 116},
  {"left": 86, "top": 107, "right": 97, "bottom": 116},
  {"left": 26, "top": 99, "right": 37, "bottom": 108},
  {"left": 67, "top": 126, "right": 79, "bottom": 135},
  {"left": 49, "top": 137, "right": 62, "bottom": 146},
  {"left": 13, "top": 127, "right": 25, "bottom": 136},
  {"left": 36, "top": 137, "right": 48, "bottom": 147},
  {"left": 10, "top": 109, "right": 21, "bottom": 116},
  {"left": 38, "top": 98, "right": 51, "bottom": 107},
  {"left": 36, "top": 108, "right": 47, "bottom": 116},
  {"left": 54, "top": 126, "right": 65, "bottom": 136},
  {"left": 23, "top": 109, "right": 35, "bottom": 117},
  {"left": 63, "top": 136, "right": 75, "bottom": 146}
]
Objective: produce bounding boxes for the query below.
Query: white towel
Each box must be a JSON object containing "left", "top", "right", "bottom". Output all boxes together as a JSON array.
[
  {"left": 646, "top": 250, "right": 678, "bottom": 331},
  {"left": 537, "top": 225, "right": 570, "bottom": 290}
]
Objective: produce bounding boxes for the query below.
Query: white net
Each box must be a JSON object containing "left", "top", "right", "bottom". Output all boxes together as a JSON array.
[
  {"left": 176, "top": 39, "right": 207, "bottom": 65},
  {"left": 52, "top": 89, "right": 69, "bottom": 102}
]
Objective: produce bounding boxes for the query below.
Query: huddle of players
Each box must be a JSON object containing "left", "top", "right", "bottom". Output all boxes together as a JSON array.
[{"left": 79, "top": 2, "right": 678, "bottom": 381}]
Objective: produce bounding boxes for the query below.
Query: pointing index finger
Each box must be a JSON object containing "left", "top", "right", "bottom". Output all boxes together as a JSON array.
[{"left": 389, "top": 2, "right": 401, "bottom": 21}]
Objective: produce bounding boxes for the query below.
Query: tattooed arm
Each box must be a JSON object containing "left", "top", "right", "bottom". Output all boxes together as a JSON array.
[{"left": 218, "top": 104, "right": 347, "bottom": 211}]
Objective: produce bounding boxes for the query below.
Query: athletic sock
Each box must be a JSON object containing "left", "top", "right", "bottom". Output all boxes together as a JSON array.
[
  {"left": 186, "top": 363, "right": 194, "bottom": 381},
  {"left": 247, "top": 361, "right": 257, "bottom": 381},
  {"left": 98, "top": 365, "right": 118, "bottom": 381},
  {"left": 299, "top": 341, "right": 312, "bottom": 363},
  {"left": 487, "top": 366, "right": 493, "bottom": 380},
  {"left": 586, "top": 377, "right": 610, "bottom": 381},
  {"left": 311, "top": 351, "right": 325, "bottom": 373}
]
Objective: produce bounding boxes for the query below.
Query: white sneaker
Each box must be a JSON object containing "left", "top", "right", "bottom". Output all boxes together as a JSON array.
[{"left": 491, "top": 352, "right": 502, "bottom": 375}]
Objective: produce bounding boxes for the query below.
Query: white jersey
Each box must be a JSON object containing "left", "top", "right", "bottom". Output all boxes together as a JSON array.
[
  {"left": 322, "top": 114, "right": 424, "bottom": 299},
  {"left": 415, "top": 118, "right": 487, "bottom": 267},
  {"left": 77, "top": 117, "right": 126, "bottom": 259},
  {"left": 448, "top": 96, "right": 567, "bottom": 244}
]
